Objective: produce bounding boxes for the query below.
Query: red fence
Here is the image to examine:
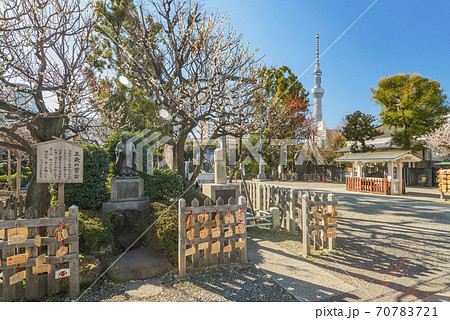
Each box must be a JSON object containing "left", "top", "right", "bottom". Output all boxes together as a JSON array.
[{"left": 346, "top": 177, "right": 406, "bottom": 195}]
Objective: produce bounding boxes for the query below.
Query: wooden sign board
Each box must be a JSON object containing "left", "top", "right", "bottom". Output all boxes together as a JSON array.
[
  {"left": 185, "top": 247, "right": 196, "bottom": 256},
  {"left": 10, "top": 271, "right": 26, "bottom": 285},
  {"left": 211, "top": 227, "right": 221, "bottom": 238},
  {"left": 55, "top": 268, "right": 70, "bottom": 279},
  {"left": 35, "top": 254, "right": 46, "bottom": 266},
  {"left": 34, "top": 235, "right": 42, "bottom": 247},
  {"left": 235, "top": 240, "right": 245, "bottom": 248},
  {"left": 199, "top": 242, "right": 209, "bottom": 250},
  {"left": 211, "top": 241, "right": 221, "bottom": 254},
  {"left": 36, "top": 139, "right": 84, "bottom": 184},
  {"left": 0, "top": 229, "right": 4, "bottom": 240},
  {"left": 224, "top": 213, "right": 234, "bottom": 224},
  {"left": 8, "top": 234, "right": 26, "bottom": 245},
  {"left": 7, "top": 253, "right": 28, "bottom": 266},
  {"left": 33, "top": 264, "right": 51, "bottom": 274},
  {"left": 235, "top": 224, "right": 246, "bottom": 234},
  {"left": 199, "top": 229, "right": 209, "bottom": 239},
  {"left": 224, "top": 230, "right": 233, "bottom": 238},
  {"left": 7, "top": 227, "right": 28, "bottom": 238},
  {"left": 223, "top": 245, "right": 232, "bottom": 253},
  {"left": 186, "top": 229, "right": 194, "bottom": 240},
  {"left": 56, "top": 246, "right": 68, "bottom": 258}
]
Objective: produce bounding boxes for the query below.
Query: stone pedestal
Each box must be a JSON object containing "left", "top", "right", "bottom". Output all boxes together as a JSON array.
[
  {"left": 202, "top": 183, "right": 240, "bottom": 203},
  {"left": 102, "top": 177, "right": 149, "bottom": 214}
]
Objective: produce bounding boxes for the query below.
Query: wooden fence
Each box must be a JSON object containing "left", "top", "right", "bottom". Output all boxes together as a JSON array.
[
  {"left": 243, "top": 181, "right": 338, "bottom": 254},
  {"left": 0, "top": 197, "right": 79, "bottom": 301},
  {"left": 178, "top": 196, "right": 247, "bottom": 279},
  {"left": 345, "top": 177, "right": 406, "bottom": 195}
]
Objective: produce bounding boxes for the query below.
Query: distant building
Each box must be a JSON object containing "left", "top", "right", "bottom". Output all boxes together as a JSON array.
[{"left": 336, "top": 123, "right": 450, "bottom": 187}]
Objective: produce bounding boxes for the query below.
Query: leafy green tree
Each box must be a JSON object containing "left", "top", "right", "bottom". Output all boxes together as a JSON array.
[
  {"left": 87, "top": 0, "right": 163, "bottom": 133},
  {"left": 341, "top": 111, "right": 382, "bottom": 153},
  {"left": 371, "top": 74, "right": 449, "bottom": 150}
]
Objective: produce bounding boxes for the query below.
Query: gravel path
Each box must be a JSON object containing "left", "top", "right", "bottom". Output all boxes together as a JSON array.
[{"left": 77, "top": 263, "right": 297, "bottom": 302}]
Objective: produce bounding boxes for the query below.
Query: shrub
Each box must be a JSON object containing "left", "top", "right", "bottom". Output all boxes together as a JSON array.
[
  {"left": 52, "top": 145, "right": 110, "bottom": 210},
  {"left": 0, "top": 171, "right": 31, "bottom": 188},
  {"left": 140, "top": 202, "right": 178, "bottom": 263},
  {"left": 139, "top": 169, "right": 183, "bottom": 202},
  {"left": 182, "top": 189, "right": 212, "bottom": 206},
  {"left": 78, "top": 210, "right": 113, "bottom": 255}
]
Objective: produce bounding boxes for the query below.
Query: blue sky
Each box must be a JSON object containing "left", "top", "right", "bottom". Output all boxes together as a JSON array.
[{"left": 204, "top": 0, "right": 450, "bottom": 129}]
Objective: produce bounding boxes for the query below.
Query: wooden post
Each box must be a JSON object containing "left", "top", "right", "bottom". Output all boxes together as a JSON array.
[
  {"left": 7, "top": 150, "right": 11, "bottom": 191},
  {"left": 178, "top": 198, "right": 187, "bottom": 279},
  {"left": 270, "top": 207, "right": 280, "bottom": 232},
  {"left": 191, "top": 198, "right": 200, "bottom": 268},
  {"left": 228, "top": 197, "right": 236, "bottom": 262},
  {"left": 68, "top": 205, "right": 80, "bottom": 299},
  {"left": 301, "top": 193, "right": 310, "bottom": 256},
  {"left": 2, "top": 207, "right": 17, "bottom": 300},
  {"left": 216, "top": 197, "right": 225, "bottom": 264},
  {"left": 204, "top": 198, "right": 212, "bottom": 267},
  {"left": 47, "top": 207, "right": 59, "bottom": 294},
  {"left": 296, "top": 190, "right": 302, "bottom": 234},
  {"left": 15, "top": 150, "right": 21, "bottom": 199},
  {"left": 327, "top": 194, "right": 336, "bottom": 251},
  {"left": 289, "top": 189, "right": 296, "bottom": 234},
  {"left": 238, "top": 196, "right": 247, "bottom": 266},
  {"left": 25, "top": 207, "right": 39, "bottom": 300},
  {"left": 312, "top": 193, "right": 320, "bottom": 250}
]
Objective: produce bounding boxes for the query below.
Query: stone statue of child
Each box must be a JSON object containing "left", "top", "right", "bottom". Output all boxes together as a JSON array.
[{"left": 115, "top": 132, "right": 138, "bottom": 177}]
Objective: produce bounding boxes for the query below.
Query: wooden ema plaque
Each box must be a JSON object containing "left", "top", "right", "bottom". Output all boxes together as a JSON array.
[
  {"left": 55, "top": 268, "right": 70, "bottom": 279},
  {"left": 328, "top": 218, "right": 337, "bottom": 225},
  {"left": 34, "top": 235, "right": 42, "bottom": 247},
  {"left": 199, "top": 242, "right": 209, "bottom": 250},
  {"left": 7, "top": 227, "right": 28, "bottom": 238},
  {"left": 33, "top": 264, "right": 51, "bottom": 274},
  {"left": 211, "top": 227, "right": 221, "bottom": 238},
  {"left": 235, "top": 240, "right": 245, "bottom": 248},
  {"left": 35, "top": 254, "right": 47, "bottom": 266},
  {"left": 185, "top": 247, "right": 196, "bottom": 256},
  {"left": 211, "top": 241, "right": 221, "bottom": 254},
  {"left": 224, "top": 213, "right": 234, "bottom": 224},
  {"left": 8, "top": 234, "right": 26, "bottom": 245},
  {"left": 224, "top": 230, "right": 233, "bottom": 238},
  {"left": 186, "top": 229, "right": 194, "bottom": 240},
  {"left": 215, "top": 214, "right": 221, "bottom": 227},
  {"left": 236, "top": 210, "right": 245, "bottom": 224},
  {"left": 235, "top": 224, "right": 246, "bottom": 234},
  {"left": 327, "top": 227, "right": 336, "bottom": 238},
  {"left": 7, "top": 253, "right": 28, "bottom": 266},
  {"left": 56, "top": 246, "right": 68, "bottom": 258},
  {"left": 223, "top": 245, "right": 232, "bottom": 253},
  {"left": 0, "top": 229, "right": 4, "bottom": 240},
  {"left": 200, "top": 229, "right": 209, "bottom": 239},
  {"left": 10, "top": 271, "right": 26, "bottom": 285}
]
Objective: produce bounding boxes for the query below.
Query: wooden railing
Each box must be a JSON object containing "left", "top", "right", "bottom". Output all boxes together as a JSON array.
[{"left": 346, "top": 177, "right": 390, "bottom": 195}]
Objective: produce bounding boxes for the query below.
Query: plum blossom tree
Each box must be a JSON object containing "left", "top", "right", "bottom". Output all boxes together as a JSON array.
[{"left": 0, "top": 0, "right": 97, "bottom": 213}]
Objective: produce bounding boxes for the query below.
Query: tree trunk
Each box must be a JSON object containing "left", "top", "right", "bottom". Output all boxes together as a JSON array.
[
  {"left": 25, "top": 159, "right": 51, "bottom": 217},
  {"left": 175, "top": 133, "right": 188, "bottom": 188},
  {"left": 189, "top": 145, "right": 207, "bottom": 188},
  {"left": 25, "top": 117, "right": 64, "bottom": 216}
]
